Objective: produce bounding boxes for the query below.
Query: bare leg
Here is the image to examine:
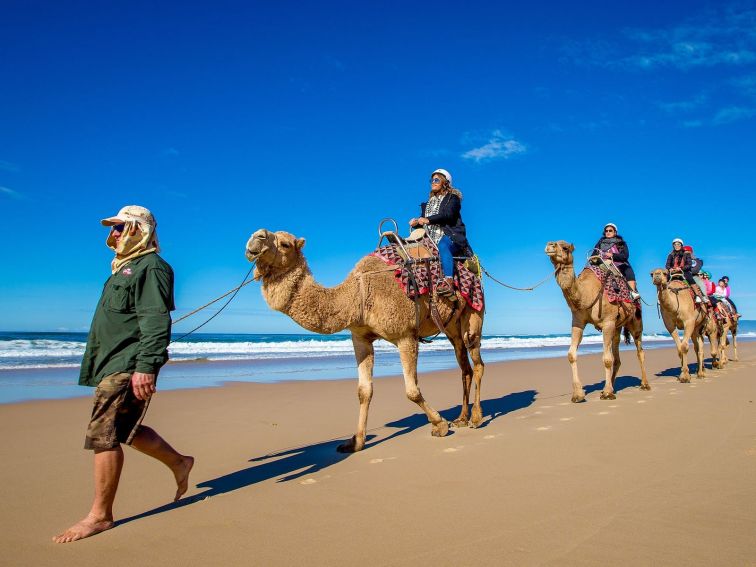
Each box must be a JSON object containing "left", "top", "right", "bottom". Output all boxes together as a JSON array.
[
  {"left": 338, "top": 334, "right": 375, "bottom": 452},
  {"left": 130, "top": 426, "right": 194, "bottom": 501},
  {"left": 397, "top": 337, "right": 448, "bottom": 437},
  {"left": 600, "top": 325, "right": 617, "bottom": 400},
  {"left": 567, "top": 324, "right": 586, "bottom": 403},
  {"left": 53, "top": 447, "right": 123, "bottom": 543}
]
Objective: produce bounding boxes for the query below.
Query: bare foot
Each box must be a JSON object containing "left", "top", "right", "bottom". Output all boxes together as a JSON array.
[
  {"left": 52, "top": 513, "right": 113, "bottom": 543},
  {"left": 173, "top": 456, "right": 194, "bottom": 501}
]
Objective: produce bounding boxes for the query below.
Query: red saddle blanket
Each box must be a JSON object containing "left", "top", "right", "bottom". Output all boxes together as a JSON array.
[
  {"left": 370, "top": 240, "right": 484, "bottom": 312},
  {"left": 587, "top": 265, "right": 637, "bottom": 304}
]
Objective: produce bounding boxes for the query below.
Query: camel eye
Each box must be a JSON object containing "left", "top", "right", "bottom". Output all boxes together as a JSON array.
[{"left": 281, "top": 242, "right": 291, "bottom": 248}]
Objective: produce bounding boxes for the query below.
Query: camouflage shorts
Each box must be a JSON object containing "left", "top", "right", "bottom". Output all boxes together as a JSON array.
[{"left": 84, "top": 372, "right": 151, "bottom": 450}]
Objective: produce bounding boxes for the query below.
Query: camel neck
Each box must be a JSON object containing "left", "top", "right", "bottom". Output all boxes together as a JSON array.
[{"left": 262, "top": 263, "right": 359, "bottom": 334}]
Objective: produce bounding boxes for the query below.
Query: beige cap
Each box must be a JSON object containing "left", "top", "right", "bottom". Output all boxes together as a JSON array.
[{"left": 101, "top": 205, "right": 156, "bottom": 227}]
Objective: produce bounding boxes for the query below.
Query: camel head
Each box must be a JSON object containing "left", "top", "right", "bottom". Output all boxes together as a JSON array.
[
  {"left": 545, "top": 240, "right": 575, "bottom": 266},
  {"left": 245, "top": 229, "right": 306, "bottom": 280},
  {"left": 650, "top": 268, "right": 669, "bottom": 287}
]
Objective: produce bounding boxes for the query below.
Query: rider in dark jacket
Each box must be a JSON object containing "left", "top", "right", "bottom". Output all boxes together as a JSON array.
[
  {"left": 591, "top": 223, "right": 640, "bottom": 299},
  {"left": 666, "top": 238, "right": 706, "bottom": 303},
  {"left": 410, "top": 168, "right": 472, "bottom": 296}
]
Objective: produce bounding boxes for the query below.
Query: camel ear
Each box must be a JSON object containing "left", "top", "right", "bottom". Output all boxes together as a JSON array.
[
  {"left": 295, "top": 238, "right": 306, "bottom": 250},
  {"left": 568, "top": 244, "right": 575, "bottom": 252}
]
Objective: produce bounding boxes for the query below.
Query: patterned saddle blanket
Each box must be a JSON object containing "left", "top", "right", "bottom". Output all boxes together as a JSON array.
[
  {"left": 587, "top": 265, "right": 637, "bottom": 304},
  {"left": 370, "top": 239, "right": 484, "bottom": 312}
]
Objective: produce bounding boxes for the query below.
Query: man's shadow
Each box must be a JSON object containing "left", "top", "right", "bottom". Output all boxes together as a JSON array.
[{"left": 114, "top": 389, "right": 537, "bottom": 527}]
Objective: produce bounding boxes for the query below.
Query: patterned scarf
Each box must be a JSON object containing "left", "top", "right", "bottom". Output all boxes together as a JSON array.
[{"left": 425, "top": 194, "right": 444, "bottom": 244}]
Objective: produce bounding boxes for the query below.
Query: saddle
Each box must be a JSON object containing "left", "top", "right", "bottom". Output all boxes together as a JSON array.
[
  {"left": 372, "top": 219, "right": 484, "bottom": 312},
  {"left": 380, "top": 226, "right": 435, "bottom": 261},
  {"left": 586, "top": 257, "right": 635, "bottom": 304}
]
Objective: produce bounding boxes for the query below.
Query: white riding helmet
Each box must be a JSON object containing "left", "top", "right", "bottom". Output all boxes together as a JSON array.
[
  {"left": 672, "top": 238, "right": 684, "bottom": 245},
  {"left": 431, "top": 168, "right": 452, "bottom": 185},
  {"left": 604, "top": 223, "right": 617, "bottom": 231}
]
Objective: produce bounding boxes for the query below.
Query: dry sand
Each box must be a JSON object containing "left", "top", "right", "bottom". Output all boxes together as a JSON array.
[{"left": 1, "top": 342, "right": 755, "bottom": 566}]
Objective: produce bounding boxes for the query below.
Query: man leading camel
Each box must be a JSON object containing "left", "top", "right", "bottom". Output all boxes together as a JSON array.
[{"left": 53, "top": 205, "right": 193, "bottom": 543}]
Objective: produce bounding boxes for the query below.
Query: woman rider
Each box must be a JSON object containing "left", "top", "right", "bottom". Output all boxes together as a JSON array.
[
  {"left": 665, "top": 238, "right": 706, "bottom": 303},
  {"left": 409, "top": 168, "right": 472, "bottom": 296},
  {"left": 591, "top": 223, "right": 641, "bottom": 300}
]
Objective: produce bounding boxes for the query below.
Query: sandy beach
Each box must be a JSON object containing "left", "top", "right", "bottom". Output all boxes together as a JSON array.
[{"left": 2, "top": 341, "right": 755, "bottom": 566}]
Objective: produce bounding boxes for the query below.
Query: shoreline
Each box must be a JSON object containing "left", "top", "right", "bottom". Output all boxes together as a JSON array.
[
  {"left": 3, "top": 336, "right": 753, "bottom": 405},
  {"left": 2, "top": 341, "right": 755, "bottom": 565}
]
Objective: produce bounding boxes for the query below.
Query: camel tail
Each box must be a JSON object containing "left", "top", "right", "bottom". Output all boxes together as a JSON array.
[{"left": 623, "top": 327, "right": 631, "bottom": 345}]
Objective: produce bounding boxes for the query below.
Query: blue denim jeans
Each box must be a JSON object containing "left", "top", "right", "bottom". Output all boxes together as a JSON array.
[{"left": 437, "top": 236, "right": 459, "bottom": 278}]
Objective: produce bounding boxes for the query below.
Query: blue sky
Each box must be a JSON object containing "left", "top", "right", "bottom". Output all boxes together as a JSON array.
[{"left": 1, "top": 0, "right": 754, "bottom": 335}]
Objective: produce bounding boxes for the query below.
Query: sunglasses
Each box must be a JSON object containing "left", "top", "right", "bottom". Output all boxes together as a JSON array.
[
  {"left": 604, "top": 229, "right": 615, "bottom": 233},
  {"left": 431, "top": 177, "right": 444, "bottom": 184},
  {"left": 111, "top": 223, "right": 126, "bottom": 233}
]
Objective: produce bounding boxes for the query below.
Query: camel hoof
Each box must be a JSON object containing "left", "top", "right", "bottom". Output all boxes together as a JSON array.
[
  {"left": 336, "top": 436, "right": 362, "bottom": 453},
  {"left": 640, "top": 384, "right": 651, "bottom": 391},
  {"left": 451, "top": 418, "right": 468, "bottom": 428},
  {"left": 679, "top": 376, "right": 691, "bottom": 383},
  {"left": 600, "top": 392, "right": 616, "bottom": 400},
  {"left": 571, "top": 395, "right": 585, "bottom": 403},
  {"left": 431, "top": 420, "right": 450, "bottom": 438}
]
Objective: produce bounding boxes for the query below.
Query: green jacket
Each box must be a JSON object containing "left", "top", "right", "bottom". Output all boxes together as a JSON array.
[{"left": 79, "top": 253, "right": 175, "bottom": 387}]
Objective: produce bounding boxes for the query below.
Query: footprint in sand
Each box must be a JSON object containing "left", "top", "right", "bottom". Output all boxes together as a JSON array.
[
  {"left": 558, "top": 402, "right": 570, "bottom": 406},
  {"left": 637, "top": 400, "right": 647, "bottom": 404},
  {"left": 484, "top": 434, "right": 497, "bottom": 439},
  {"left": 369, "top": 457, "right": 397, "bottom": 464},
  {"left": 597, "top": 411, "right": 610, "bottom": 415},
  {"left": 443, "top": 446, "right": 464, "bottom": 453},
  {"left": 609, "top": 405, "right": 618, "bottom": 408},
  {"left": 300, "top": 478, "right": 317, "bottom": 485},
  {"left": 541, "top": 405, "right": 553, "bottom": 409},
  {"left": 536, "top": 426, "right": 552, "bottom": 431},
  {"left": 559, "top": 417, "right": 574, "bottom": 422}
]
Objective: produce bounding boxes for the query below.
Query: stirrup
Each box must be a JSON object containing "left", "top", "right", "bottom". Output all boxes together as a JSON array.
[
  {"left": 630, "top": 291, "right": 640, "bottom": 300},
  {"left": 695, "top": 296, "right": 702, "bottom": 303}
]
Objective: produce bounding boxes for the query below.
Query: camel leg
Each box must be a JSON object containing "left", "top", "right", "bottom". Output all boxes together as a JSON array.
[
  {"left": 732, "top": 327, "right": 738, "bottom": 361},
  {"left": 671, "top": 327, "right": 691, "bottom": 383},
  {"left": 600, "top": 325, "right": 617, "bottom": 400},
  {"left": 567, "top": 325, "right": 586, "bottom": 403},
  {"left": 337, "top": 334, "right": 375, "bottom": 453},
  {"left": 397, "top": 337, "right": 449, "bottom": 437},
  {"left": 448, "top": 336, "right": 473, "bottom": 427},
  {"left": 633, "top": 329, "right": 650, "bottom": 390},
  {"left": 610, "top": 332, "right": 621, "bottom": 387},
  {"left": 719, "top": 325, "right": 730, "bottom": 367},
  {"left": 468, "top": 332, "right": 485, "bottom": 428},
  {"left": 692, "top": 331, "right": 705, "bottom": 378}
]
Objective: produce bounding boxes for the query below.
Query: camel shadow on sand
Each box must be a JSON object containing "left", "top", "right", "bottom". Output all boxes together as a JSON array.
[
  {"left": 656, "top": 357, "right": 718, "bottom": 377},
  {"left": 583, "top": 375, "right": 642, "bottom": 396},
  {"left": 114, "top": 389, "right": 537, "bottom": 528}
]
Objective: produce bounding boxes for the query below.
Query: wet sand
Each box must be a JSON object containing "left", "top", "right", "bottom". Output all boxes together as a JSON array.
[{"left": 1, "top": 341, "right": 755, "bottom": 566}]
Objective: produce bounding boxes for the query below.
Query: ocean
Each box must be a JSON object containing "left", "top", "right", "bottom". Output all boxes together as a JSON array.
[{"left": 1, "top": 327, "right": 753, "bottom": 404}]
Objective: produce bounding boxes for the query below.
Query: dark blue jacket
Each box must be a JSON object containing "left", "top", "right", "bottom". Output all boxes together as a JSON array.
[{"left": 421, "top": 191, "right": 471, "bottom": 253}]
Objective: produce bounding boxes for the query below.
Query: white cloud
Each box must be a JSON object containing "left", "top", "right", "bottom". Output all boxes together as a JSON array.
[
  {"left": 712, "top": 106, "right": 756, "bottom": 124},
  {"left": 565, "top": 6, "right": 756, "bottom": 71},
  {"left": 0, "top": 186, "right": 21, "bottom": 199},
  {"left": 462, "top": 131, "right": 527, "bottom": 163},
  {"left": 658, "top": 93, "right": 708, "bottom": 113}
]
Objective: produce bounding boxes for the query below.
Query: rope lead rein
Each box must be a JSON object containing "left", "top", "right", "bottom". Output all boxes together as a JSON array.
[{"left": 170, "top": 263, "right": 256, "bottom": 344}]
